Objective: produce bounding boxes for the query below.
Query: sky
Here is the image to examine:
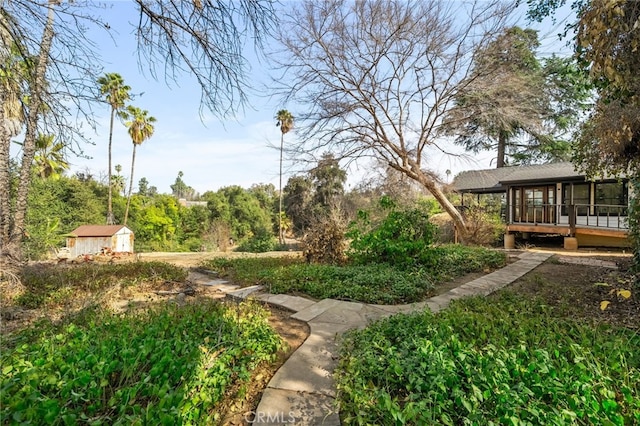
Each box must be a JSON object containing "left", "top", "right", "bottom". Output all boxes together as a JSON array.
[{"left": 63, "top": 1, "right": 574, "bottom": 196}]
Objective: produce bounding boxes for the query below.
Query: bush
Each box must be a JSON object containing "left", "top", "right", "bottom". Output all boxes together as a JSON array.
[
  {"left": 347, "top": 196, "right": 436, "bottom": 267},
  {"left": 201, "top": 256, "right": 303, "bottom": 286},
  {"left": 303, "top": 209, "right": 348, "bottom": 264},
  {"left": 237, "top": 230, "right": 277, "bottom": 253},
  {"left": 416, "top": 244, "right": 506, "bottom": 281},
  {"left": 463, "top": 205, "right": 505, "bottom": 246}
]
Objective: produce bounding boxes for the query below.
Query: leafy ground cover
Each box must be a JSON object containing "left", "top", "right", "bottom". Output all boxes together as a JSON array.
[
  {"left": 1, "top": 300, "right": 283, "bottom": 425},
  {"left": 336, "top": 256, "right": 640, "bottom": 425},
  {"left": 202, "top": 244, "right": 506, "bottom": 304},
  {"left": 0, "top": 260, "right": 310, "bottom": 425}
]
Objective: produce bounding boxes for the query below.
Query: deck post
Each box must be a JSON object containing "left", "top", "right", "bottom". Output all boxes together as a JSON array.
[
  {"left": 504, "top": 233, "right": 515, "bottom": 249},
  {"left": 568, "top": 204, "right": 576, "bottom": 237}
]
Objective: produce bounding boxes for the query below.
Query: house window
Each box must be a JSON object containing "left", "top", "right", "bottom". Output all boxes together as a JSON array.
[
  {"left": 562, "top": 183, "right": 589, "bottom": 216},
  {"left": 595, "top": 182, "right": 628, "bottom": 216}
]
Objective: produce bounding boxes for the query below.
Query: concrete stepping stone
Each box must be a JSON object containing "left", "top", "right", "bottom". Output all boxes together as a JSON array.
[
  {"left": 226, "top": 285, "right": 263, "bottom": 300},
  {"left": 256, "top": 294, "right": 317, "bottom": 313},
  {"left": 557, "top": 256, "right": 619, "bottom": 269},
  {"left": 292, "top": 299, "right": 357, "bottom": 322},
  {"left": 267, "top": 321, "right": 351, "bottom": 396},
  {"left": 253, "top": 389, "right": 340, "bottom": 425}
]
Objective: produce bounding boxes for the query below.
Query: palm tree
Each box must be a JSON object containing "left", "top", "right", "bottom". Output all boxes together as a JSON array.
[
  {"left": 34, "top": 133, "right": 69, "bottom": 179},
  {"left": 97, "top": 73, "right": 130, "bottom": 224},
  {"left": 112, "top": 164, "right": 125, "bottom": 196},
  {"left": 276, "top": 109, "right": 294, "bottom": 245},
  {"left": 123, "top": 105, "right": 156, "bottom": 225}
]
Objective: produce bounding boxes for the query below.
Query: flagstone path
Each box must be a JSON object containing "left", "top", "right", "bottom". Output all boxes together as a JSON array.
[{"left": 205, "top": 251, "right": 553, "bottom": 425}]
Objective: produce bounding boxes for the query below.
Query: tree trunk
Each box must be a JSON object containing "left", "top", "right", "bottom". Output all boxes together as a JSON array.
[
  {"left": 107, "top": 108, "right": 116, "bottom": 224},
  {"left": 2, "top": 1, "right": 56, "bottom": 269},
  {"left": 278, "top": 133, "right": 284, "bottom": 245},
  {"left": 124, "top": 144, "right": 137, "bottom": 225},
  {"left": 399, "top": 159, "right": 469, "bottom": 243},
  {"left": 0, "top": 115, "right": 14, "bottom": 247},
  {"left": 496, "top": 131, "right": 507, "bottom": 168},
  {"left": 415, "top": 171, "right": 469, "bottom": 242}
]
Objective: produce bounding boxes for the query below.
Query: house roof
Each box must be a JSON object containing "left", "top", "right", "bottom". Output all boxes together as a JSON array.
[
  {"left": 69, "top": 225, "right": 131, "bottom": 237},
  {"left": 453, "top": 162, "right": 584, "bottom": 193}
]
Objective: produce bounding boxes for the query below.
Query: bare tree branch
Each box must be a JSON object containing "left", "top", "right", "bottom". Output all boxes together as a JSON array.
[{"left": 270, "top": 0, "right": 516, "bottom": 238}]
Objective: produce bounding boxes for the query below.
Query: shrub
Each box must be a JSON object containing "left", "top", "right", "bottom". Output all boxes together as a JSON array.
[
  {"left": 266, "top": 263, "right": 433, "bottom": 304},
  {"left": 237, "top": 230, "right": 277, "bottom": 253},
  {"left": 303, "top": 209, "right": 348, "bottom": 264},
  {"left": 201, "top": 256, "right": 303, "bottom": 286},
  {"left": 463, "top": 205, "right": 505, "bottom": 246},
  {"left": 347, "top": 196, "right": 436, "bottom": 266},
  {"left": 202, "top": 246, "right": 504, "bottom": 305}
]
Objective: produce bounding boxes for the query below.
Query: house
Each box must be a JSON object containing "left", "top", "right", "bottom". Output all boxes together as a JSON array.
[
  {"left": 453, "top": 162, "right": 631, "bottom": 249},
  {"left": 177, "top": 198, "right": 208, "bottom": 208},
  {"left": 66, "top": 225, "right": 135, "bottom": 257}
]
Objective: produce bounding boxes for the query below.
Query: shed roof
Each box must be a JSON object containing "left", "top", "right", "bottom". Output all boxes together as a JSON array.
[
  {"left": 69, "top": 225, "right": 131, "bottom": 237},
  {"left": 453, "top": 162, "right": 583, "bottom": 193}
]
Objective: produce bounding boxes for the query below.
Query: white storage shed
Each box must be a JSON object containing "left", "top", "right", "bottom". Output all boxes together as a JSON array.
[{"left": 66, "top": 225, "right": 134, "bottom": 257}]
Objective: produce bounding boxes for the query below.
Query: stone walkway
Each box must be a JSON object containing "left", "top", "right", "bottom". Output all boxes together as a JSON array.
[{"left": 206, "top": 251, "right": 553, "bottom": 425}]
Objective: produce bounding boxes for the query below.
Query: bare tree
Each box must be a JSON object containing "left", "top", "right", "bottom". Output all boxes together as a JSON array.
[
  {"left": 271, "top": 0, "right": 515, "bottom": 239},
  {"left": 133, "top": 0, "right": 276, "bottom": 117}
]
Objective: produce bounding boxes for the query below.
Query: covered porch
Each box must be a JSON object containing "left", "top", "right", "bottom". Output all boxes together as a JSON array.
[{"left": 453, "top": 163, "right": 630, "bottom": 249}]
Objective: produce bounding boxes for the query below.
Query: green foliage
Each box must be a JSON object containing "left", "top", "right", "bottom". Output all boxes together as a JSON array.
[
  {"left": 266, "top": 263, "right": 433, "bottom": 304},
  {"left": 347, "top": 197, "right": 436, "bottom": 267},
  {"left": 416, "top": 197, "right": 443, "bottom": 216},
  {"left": 23, "top": 171, "right": 279, "bottom": 257},
  {"left": 336, "top": 293, "right": 640, "bottom": 425},
  {"left": 201, "top": 256, "right": 304, "bottom": 286},
  {"left": 204, "top": 246, "right": 505, "bottom": 304},
  {"left": 1, "top": 301, "right": 283, "bottom": 424},
  {"left": 442, "top": 26, "right": 589, "bottom": 167},
  {"left": 127, "top": 194, "right": 180, "bottom": 251},
  {"left": 176, "top": 204, "right": 209, "bottom": 250},
  {"left": 237, "top": 230, "right": 277, "bottom": 253},
  {"left": 309, "top": 153, "right": 347, "bottom": 208},
  {"left": 283, "top": 155, "right": 347, "bottom": 236},
  {"left": 283, "top": 175, "right": 314, "bottom": 234},
  {"left": 203, "top": 185, "right": 274, "bottom": 241},
  {"left": 16, "top": 262, "right": 187, "bottom": 309},
  {"left": 25, "top": 175, "right": 107, "bottom": 259},
  {"left": 416, "top": 245, "right": 506, "bottom": 281}
]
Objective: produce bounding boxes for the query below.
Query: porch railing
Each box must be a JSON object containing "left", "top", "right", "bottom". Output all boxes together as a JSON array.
[
  {"left": 567, "top": 204, "right": 628, "bottom": 230},
  {"left": 512, "top": 203, "right": 628, "bottom": 230}
]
